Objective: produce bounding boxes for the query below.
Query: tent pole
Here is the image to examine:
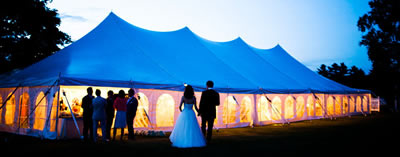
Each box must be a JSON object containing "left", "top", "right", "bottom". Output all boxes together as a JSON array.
[
  {"left": 55, "top": 81, "right": 61, "bottom": 139},
  {"left": 62, "top": 90, "right": 82, "bottom": 138}
]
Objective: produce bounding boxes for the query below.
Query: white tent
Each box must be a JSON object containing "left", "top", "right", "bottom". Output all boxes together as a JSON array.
[{"left": 0, "top": 12, "right": 371, "bottom": 139}]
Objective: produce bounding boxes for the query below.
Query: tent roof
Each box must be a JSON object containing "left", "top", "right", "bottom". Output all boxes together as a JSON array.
[{"left": 0, "top": 12, "right": 369, "bottom": 94}]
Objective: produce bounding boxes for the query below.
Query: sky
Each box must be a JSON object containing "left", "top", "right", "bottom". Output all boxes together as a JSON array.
[{"left": 48, "top": 0, "right": 372, "bottom": 72}]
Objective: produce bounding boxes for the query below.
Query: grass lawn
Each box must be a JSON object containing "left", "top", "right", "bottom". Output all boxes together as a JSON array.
[{"left": 1, "top": 113, "right": 399, "bottom": 156}]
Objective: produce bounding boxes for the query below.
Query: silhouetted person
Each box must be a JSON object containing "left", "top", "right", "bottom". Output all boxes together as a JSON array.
[
  {"left": 113, "top": 90, "right": 127, "bottom": 141},
  {"left": 126, "top": 88, "right": 138, "bottom": 140},
  {"left": 92, "top": 89, "right": 107, "bottom": 142},
  {"left": 82, "top": 87, "right": 94, "bottom": 141},
  {"left": 199, "top": 81, "right": 220, "bottom": 143},
  {"left": 105, "top": 90, "right": 115, "bottom": 140}
]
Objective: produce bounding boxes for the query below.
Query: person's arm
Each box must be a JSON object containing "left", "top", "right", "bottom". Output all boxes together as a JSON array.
[
  {"left": 198, "top": 92, "right": 204, "bottom": 116},
  {"left": 215, "top": 91, "right": 220, "bottom": 106},
  {"left": 179, "top": 96, "right": 184, "bottom": 112}
]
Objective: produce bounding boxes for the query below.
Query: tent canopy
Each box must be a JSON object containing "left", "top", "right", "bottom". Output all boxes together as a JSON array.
[{"left": 0, "top": 12, "right": 369, "bottom": 94}]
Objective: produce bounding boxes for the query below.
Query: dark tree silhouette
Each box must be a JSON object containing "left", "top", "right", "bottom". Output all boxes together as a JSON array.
[
  {"left": 357, "top": 0, "right": 399, "bottom": 106},
  {"left": 317, "top": 63, "right": 369, "bottom": 90},
  {"left": 0, "top": 0, "right": 71, "bottom": 73}
]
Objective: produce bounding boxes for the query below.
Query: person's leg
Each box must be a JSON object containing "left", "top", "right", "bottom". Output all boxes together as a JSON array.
[
  {"left": 120, "top": 128, "right": 124, "bottom": 140},
  {"left": 113, "top": 127, "right": 117, "bottom": 141},
  {"left": 88, "top": 117, "right": 93, "bottom": 140},
  {"left": 83, "top": 117, "right": 89, "bottom": 141},
  {"left": 100, "top": 119, "right": 107, "bottom": 141},
  {"left": 201, "top": 116, "right": 207, "bottom": 136},
  {"left": 106, "top": 117, "right": 112, "bottom": 140},
  {"left": 207, "top": 118, "right": 214, "bottom": 142},
  {"left": 126, "top": 115, "right": 133, "bottom": 139},
  {"left": 92, "top": 120, "right": 98, "bottom": 142}
]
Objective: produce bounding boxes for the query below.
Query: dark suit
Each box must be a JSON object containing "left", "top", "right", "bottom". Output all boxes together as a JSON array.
[
  {"left": 199, "top": 89, "right": 220, "bottom": 142},
  {"left": 126, "top": 97, "right": 138, "bottom": 139},
  {"left": 82, "top": 95, "right": 94, "bottom": 141}
]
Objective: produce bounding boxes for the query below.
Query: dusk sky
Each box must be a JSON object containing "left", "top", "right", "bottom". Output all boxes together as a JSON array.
[{"left": 48, "top": 0, "right": 372, "bottom": 72}]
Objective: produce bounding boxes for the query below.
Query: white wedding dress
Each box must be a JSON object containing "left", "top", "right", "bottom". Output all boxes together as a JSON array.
[{"left": 169, "top": 103, "right": 206, "bottom": 148}]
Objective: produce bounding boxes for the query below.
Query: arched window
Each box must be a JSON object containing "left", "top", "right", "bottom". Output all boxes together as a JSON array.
[
  {"left": 356, "top": 96, "right": 362, "bottom": 112},
  {"left": 349, "top": 96, "right": 355, "bottom": 113},
  {"left": 240, "top": 96, "right": 252, "bottom": 123},
  {"left": 271, "top": 96, "right": 281, "bottom": 121},
  {"left": 335, "top": 96, "right": 342, "bottom": 115},
  {"left": 33, "top": 92, "right": 47, "bottom": 130},
  {"left": 5, "top": 93, "right": 16, "bottom": 126},
  {"left": 327, "top": 96, "right": 334, "bottom": 116},
  {"left": 284, "top": 96, "right": 294, "bottom": 119},
  {"left": 156, "top": 94, "right": 174, "bottom": 127},
  {"left": 257, "top": 96, "right": 270, "bottom": 121},
  {"left": 363, "top": 96, "right": 368, "bottom": 112},
  {"left": 19, "top": 92, "right": 30, "bottom": 128},
  {"left": 223, "top": 96, "right": 237, "bottom": 124},
  {"left": 307, "top": 95, "right": 314, "bottom": 117},
  {"left": 296, "top": 96, "right": 305, "bottom": 119},
  {"left": 315, "top": 95, "right": 323, "bottom": 116},
  {"left": 342, "top": 96, "right": 348, "bottom": 115},
  {"left": 135, "top": 92, "right": 149, "bottom": 128}
]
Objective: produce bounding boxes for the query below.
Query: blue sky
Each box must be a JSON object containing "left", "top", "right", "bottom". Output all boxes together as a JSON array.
[{"left": 48, "top": 0, "right": 372, "bottom": 72}]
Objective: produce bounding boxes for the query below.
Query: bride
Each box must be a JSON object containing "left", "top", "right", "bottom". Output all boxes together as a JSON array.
[{"left": 169, "top": 85, "right": 206, "bottom": 148}]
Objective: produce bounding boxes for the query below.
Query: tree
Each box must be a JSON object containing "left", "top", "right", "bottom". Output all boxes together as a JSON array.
[
  {"left": 317, "top": 63, "right": 369, "bottom": 90},
  {"left": 0, "top": 0, "right": 71, "bottom": 73},
  {"left": 357, "top": 0, "right": 399, "bottom": 106}
]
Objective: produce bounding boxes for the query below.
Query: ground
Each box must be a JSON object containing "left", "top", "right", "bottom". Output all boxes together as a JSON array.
[{"left": 1, "top": 113, "right": 399, "bottom": 156}]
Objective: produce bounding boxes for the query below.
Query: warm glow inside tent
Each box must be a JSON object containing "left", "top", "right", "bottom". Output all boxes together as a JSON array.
[{"left": 0, "top": 12, "right": 371, "bottom": 139}]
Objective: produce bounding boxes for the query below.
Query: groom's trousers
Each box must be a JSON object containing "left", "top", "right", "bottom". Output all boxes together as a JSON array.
[{"left": 201, "top": 116, "right": 215, "bottom": 142}]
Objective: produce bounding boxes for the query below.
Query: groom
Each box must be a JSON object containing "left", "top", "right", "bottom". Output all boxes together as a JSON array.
[{"left": 198, "top": 80, "right": 220, "bottom": 143}]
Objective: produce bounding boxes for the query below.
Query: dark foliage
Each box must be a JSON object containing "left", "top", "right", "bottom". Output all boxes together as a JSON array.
[
  {"left": 0, "top": 0, "right": 71, "bottom": 73},
  {"left": 357, "top": 0, "right": 400, "bottom": 106}
]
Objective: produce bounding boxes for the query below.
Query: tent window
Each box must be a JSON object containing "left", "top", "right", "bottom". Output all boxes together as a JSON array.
[
  {"left": 335, "top": 96, "right": 342, "bottom": 115},
  {"left": 223, "top": 96, "right": 237, "bottom": 124},
  {"left": 19, "top": 92, "right": 30, "bottom": 128},
  {"left": 135, "top": 92, "right": 149, "bottom": 128},
  {"left": 156, "top": 94, "right": 174, "bottom": 127},
  {"left": 284, "top": 96, "right": 294, "bottom": 119},
  {"left": 5, "top": 93, "right": 16, "bottom": 126},
  {"left": 327, "top": 96, "right": 334, "bottom": 116},
  {"left": 356, "top": 96, "right": 362, "bottom": 112},
  {"left": 307, "top": 95, "right": 314, "bottom": 117},
  {"left": 315, "top": 95, "right": 323, "bottom": 117},
  {"left": 271, "top": 96, "right": 281, "bottom": 121},
  {"left": 240, "top": 96, "right": 252, "bottom": 123},
  {"left": 296, "top": 96, "right": 305, "bottom": 119},
  {"left": 257, "top": 96, "right": 270, "bottom": 121},
  {"left": 349, "top": 96, "right": 355, "bottom": 113},
  {"left": 33, "top": 92, "right": 47, "bottom": 130},
  {"left": 363, "top": 96, "right": 368, "bottom": 112},
  {"left": 342, "top": 96, "right": 348, "bottom": 115}
]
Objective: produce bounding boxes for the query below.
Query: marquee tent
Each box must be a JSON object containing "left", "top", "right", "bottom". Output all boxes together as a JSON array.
[{"left": 0, "top": 12, "right": 371, "bottom": 139}]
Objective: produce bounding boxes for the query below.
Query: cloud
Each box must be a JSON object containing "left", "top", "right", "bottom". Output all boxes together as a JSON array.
[{"left": 59, "top": 14, "right": 88, "bottom": 22}]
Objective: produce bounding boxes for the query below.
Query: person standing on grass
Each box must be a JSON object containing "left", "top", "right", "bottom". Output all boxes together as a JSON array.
[
  {"left": 105, "top": 90, "right": 115, "bottom": 140},
  {"left": 113, "top": 90, "right": 128, "bottom": 141},
  {"left": 92, "top": 89, "right": 107, "bottom": 142},
  {"left": 82, "top": 87, "right": 94, "bottom": 141},
  {"left": 126, "top": 88, "right": 139, "bottom": 140},
  {"left": 199, "top": 80, "right": 220, "bottom": 143}
]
